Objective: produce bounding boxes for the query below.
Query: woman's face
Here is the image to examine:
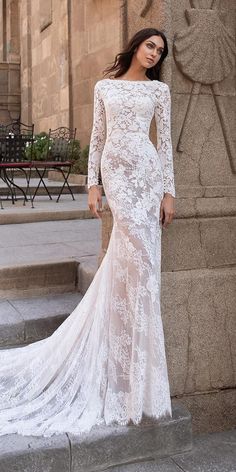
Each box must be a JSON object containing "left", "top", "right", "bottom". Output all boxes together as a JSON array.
[{"left": 135, "top": 35, "right": 164, "bottom": 69}]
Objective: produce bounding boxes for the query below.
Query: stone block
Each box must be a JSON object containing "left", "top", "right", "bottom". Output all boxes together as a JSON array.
[
  {"left": 0, "top": 261, "right": 77, "bottom": 299},
  {"left": 177, "top": 389, "right": 236, "bottom": 435},
  {"left": 161, "top": 219, "right": 206, "bottom": 272},
  {"left": 14, "top": 293, "right": 82, "bottom": 344},
  {"left": 162, "top": 267, "right": 236, "bottom": 396},
  {"left": 161, "top": 216, "right": 236, "bottom": 271},
  {"left": 78, "top": 256, "right": 99, "bottom": 295},
  {"left": 69, "top": 401, "right": 192, "bottom": 472},
  {"left": 108, "top": 460, "right": 182, "bottom": 472},
  {"left": 172, "top": 93, "right": 236, "bottom": 189},
  {"left": 199, "top": 217, "right": 236, "bottom": 268},
  {"left": 172, "top": 427, "right": 236, "bottom": 472},
  {"left": 0, "top": 433, "right": 70, "bottom": 472},
  {"left": 0, "top": 301, "right": 24, "bottom": 347}
]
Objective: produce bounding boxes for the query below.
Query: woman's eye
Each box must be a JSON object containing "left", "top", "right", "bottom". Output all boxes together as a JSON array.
[{"left": 147, "top": 44, "right": 152, "bottom": 48}]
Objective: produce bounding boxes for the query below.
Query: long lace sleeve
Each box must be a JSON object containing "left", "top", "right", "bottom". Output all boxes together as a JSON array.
[
  {"left": 155, "top": 84, "right": 175, "bottom": 197},
  {"left": 87, "top": 82, "right": 106, "bottom": 189}
]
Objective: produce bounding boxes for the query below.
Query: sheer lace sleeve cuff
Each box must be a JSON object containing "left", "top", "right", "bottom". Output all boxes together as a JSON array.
[
  {"left": 87, "top": 82, "right": 106, "bottom": 189},
  {"left": 155, "top": 84, "right": 175, "bottom": 198}
]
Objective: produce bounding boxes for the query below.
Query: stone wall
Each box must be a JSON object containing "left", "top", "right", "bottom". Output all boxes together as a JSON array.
[
  {"left": 20, "top": 0, "right": 70, "bottom": 132},
  {"left": 70, "top": 0, "right": 121, "bottom": 146},
  {"left": 0, "top": 0, "right": 20, "bottom": 123},
  {"left": 1, "top": 0, "right": 121, "bottom": 135}
]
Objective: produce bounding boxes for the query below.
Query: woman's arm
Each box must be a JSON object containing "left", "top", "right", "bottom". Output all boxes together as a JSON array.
[
  {"left": 87, "top": 82, "right": 106, "bottom": 189},
  {"left": 155, "top": 84, "right": 175, "bottom": 227},
  {"left": 87, "top": 82, "right": 106, "bottom": 218},
  {"left": 155, "top": 84, "right": 175, "bottom": 198}
]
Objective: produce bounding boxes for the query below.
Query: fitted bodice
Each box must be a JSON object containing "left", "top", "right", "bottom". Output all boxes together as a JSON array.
[
  {"left": 102, "top": 79, "right": 157, "bottom": 138},
  {"left": 87, "top": 78, "right": 175, "bottom": 197}
]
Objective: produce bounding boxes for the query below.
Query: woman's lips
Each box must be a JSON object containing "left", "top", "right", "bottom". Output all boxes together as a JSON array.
[{"left": 146, "top": 58, "right": 154, "bottom": 63}]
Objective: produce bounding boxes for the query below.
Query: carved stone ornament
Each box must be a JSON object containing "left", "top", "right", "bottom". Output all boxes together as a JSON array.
[
  {"left": 140, "top": 0, "right": 153, "bottom": 17},
  {"left": 173, "top": 0, "right": 236, "bottom": 173}
]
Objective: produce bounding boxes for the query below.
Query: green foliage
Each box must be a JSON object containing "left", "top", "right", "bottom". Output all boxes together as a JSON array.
[
  {"left": 25, "top": 132, "right": 50, "bottom": 161},
  {"left": 71, "top": 144, "right": 89, "bottom": 175},
  {"left": 25, "top": 132, "right": 89, "bottom": 175}
]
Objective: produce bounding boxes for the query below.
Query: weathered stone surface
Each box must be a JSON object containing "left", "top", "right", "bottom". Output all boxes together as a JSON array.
[
  {"left": 161, "top": 216, "right": 236, "bottom": 271},
  {"left": 0, "top": 300, "right": 24, "bottom": 346},
  {"left": 108, "top": 459, "right": 182, "bottom": 471},
  {"left": 78, "top": 255, "right": 99, "bottom": 295},
  {"left": 0, "top": 260, "right": 77, "bottom": 299},
  {"left": 162, "top": 267, "right": 236, "bottom": 397},
  {"left": 176, "top": 389, "right": 236, "bottom": 435},
  {"left": 69, "top": 401, "right": 192, "bottom": 472},
  {"left": 0, "top": 63, "right": 20, "bottom": 124},
  {"left": 0, "top": 433, "right": 70, "bottom": 472},
  {"left": 0, "top": 292, "right": 83, "bottom": 347},
  {"left": 172, "top": 428, "right": 236, "bottom": 472}
]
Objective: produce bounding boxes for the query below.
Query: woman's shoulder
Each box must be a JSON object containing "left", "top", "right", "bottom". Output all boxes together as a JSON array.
[
  {"left": 94, "top": 78, "right": 109, "bottom": 88},
  {"left": 154, "top": 81, "right": 169, "bottom": 90},
  {"left": 154, "top": 81, "right": 170, "bottom": 98}
]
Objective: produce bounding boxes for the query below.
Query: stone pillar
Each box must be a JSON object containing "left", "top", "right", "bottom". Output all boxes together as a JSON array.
[
  {"left": 19, "top": 0, "right": 32, "bottom": 125},
  {"left": 5, "top": 0, "right": 20, "bottom": 63},
  {"left": 0, "top": 0, "right": 20, "bottom": 123},
  {"left": 100, "top": 0, "right": 236, "bottom": 434},
  {"left": 0, "top": 0, "right": 6, "bottom": 61}
]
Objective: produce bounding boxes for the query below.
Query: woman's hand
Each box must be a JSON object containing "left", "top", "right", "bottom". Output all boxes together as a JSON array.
[
  {"left": 88, "top": 185, "right": 102, "bottom": 218},
  {"left": 159, "top": 193, "right": 175, "bottom": 228}
]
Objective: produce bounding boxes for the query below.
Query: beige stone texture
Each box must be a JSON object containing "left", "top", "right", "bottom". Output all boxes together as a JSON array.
[
  {"left": 19, "top": 0, "right": 70, "bottom": 131},
  {"left": 162, "top": 268, "right": 236, "bottom": 395},
  {"left": 0, "top": 62, "right": 20, "bottom": 123},
  {"left": 161, "top": 216, "right": 236, "bottom": 272},
  {"left": 177, "top": 389, "right": 236, "bottom": 434},
  {"left": 71, "top": 0, "right": 121, "bottom": 146}
]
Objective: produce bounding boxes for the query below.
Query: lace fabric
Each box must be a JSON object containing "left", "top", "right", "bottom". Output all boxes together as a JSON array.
[
  {"left": 0, "top": 78, "right": 174, "bottom": 438},
  {"left": 87, "top": 79, "right": 175, "bottom": 197}
]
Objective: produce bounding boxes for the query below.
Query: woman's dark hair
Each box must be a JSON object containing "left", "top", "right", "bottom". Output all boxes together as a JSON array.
[{"left": 103, "top": 28, "right": 168, "bottom": 81}]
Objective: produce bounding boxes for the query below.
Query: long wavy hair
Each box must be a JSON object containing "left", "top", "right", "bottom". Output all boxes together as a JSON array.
[{"left": 103, "top": 28, "right": 169, "bottom": 81}]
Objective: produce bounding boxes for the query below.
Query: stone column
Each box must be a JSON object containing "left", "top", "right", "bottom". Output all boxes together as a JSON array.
[
  {"left": 19, "top": 0, "right": 32, "bottom": 125},
  {"left": 5, "top": 0, "right": 20, "bottom": 63},
  {"left": 99, "top": 0, "right": 236, "bottom": 434}
]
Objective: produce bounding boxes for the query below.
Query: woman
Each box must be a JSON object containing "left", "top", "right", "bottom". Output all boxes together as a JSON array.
[{"left": 0, "top": 28, "right": 175, "bottom": 438}]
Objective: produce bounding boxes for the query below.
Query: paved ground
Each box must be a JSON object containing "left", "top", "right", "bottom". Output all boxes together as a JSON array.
[
  {"left": 0, "top": 177, "right": 80, "bottom": 188},
  {"left": 120, "top": 428, "right": 236, "bottom": 472},
  {"left": 1, "top": 191, "right": 90, "bottom": 210},
  {"left": 0, "top": 217, "right": 101, "bottom": 267},
  {"left": 0, "top": 188, "right": 107, "bottom": 224}
]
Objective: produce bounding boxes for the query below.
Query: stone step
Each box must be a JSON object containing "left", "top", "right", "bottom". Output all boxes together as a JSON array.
[
  {"left": 78, "top": 255, "right": 99, "bottom": 295},
  {"left": 0, "top": 401, "right": 193, "bottom": 472},
  {"left": 0, "top": 177, "right": 87, "bottom": 196},
  {"left": 0, "top": 291, "right": 82, "bottom": 348},
  {"left": 0, "top": 205, "right": 94, "bottom": 224},
  {"left": 0, "top": 183, "right": 85, "bottom": 197},
  {"left": 0, "top": 192, "right": 100, "bottom": 224},
  {"left": 0, "top": 218, "right": 101, "bottom": 298},
  {"left": 0, "top": 260, "right": 79, "bottom": 299},
  {"left": 103, "top": 428, "right": 236, "bottom": 472}
]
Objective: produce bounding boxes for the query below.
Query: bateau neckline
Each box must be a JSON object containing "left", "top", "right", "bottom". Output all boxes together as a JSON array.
[{"left": 106, "top": 78, "right": 155, "bottom": 83}]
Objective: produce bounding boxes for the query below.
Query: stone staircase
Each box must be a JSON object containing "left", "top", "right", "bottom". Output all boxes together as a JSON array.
[{"left": 0, "top": 400, "right": 193, "bottom": 471}]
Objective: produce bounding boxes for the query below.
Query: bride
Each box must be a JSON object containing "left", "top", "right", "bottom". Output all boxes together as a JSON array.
[{"left": 0, "top": 27, "right": 175, "bottom": 438}]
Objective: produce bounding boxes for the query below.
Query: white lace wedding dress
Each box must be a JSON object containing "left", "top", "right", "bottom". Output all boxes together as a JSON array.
[{"left": 0, "top": 78, "right": 175, "bottom": 438}]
